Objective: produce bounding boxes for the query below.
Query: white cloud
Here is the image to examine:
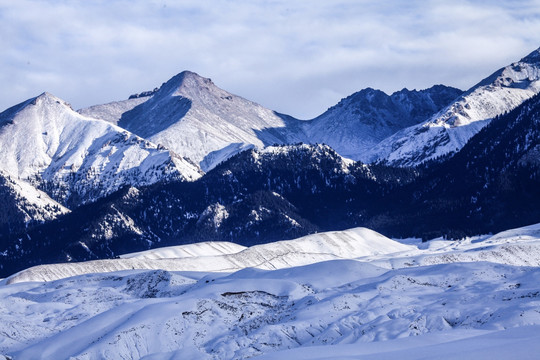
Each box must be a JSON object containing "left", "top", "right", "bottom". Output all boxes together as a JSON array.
[{"left": 1, "top": 0, "right": 540, "bottom": 118}]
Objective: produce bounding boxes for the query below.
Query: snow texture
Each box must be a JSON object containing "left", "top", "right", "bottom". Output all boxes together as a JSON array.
[
  {"left": 2, "top": 224, "right": 540, "bottom": 359},
  {"left": 0, "top": 169, "right": 69, "bottom": 223}
]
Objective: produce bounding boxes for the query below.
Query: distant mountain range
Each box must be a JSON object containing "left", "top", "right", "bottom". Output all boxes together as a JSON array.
[
  {"left": 2, "top": 47, "right": 540, "bottom": 277},
  {"left": 79, "top": 72, "right": 466, "bottom": 172}
]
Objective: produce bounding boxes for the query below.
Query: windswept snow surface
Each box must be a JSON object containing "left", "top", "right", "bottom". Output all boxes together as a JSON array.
[
  {"left": 0, "top": 92, "right": 202, "bottom": 205},
  {"left": 6, "top": 227, "right": 410, "bottom": 283},
  {"left": 365, "top": 47, "right": 540, "bottom": 166},
  {"left": 120, "top": 241, "right": 248, "bottom": 260},
  {"left": 2, "top": 224, "right": 540, "bottom": 359}
]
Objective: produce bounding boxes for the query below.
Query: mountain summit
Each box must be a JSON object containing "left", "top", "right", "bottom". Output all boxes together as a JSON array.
[{"left": 82, "top": 71, "right": 307, "bottom": 171}]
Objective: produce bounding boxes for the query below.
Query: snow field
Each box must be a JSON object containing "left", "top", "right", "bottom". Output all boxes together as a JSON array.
[{"left": 1, "top": 224, "right": 540, "bottom": 358}]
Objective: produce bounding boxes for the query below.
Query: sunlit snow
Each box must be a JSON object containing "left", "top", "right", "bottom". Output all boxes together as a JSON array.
[{"left": 2, "top": 224, "right": 540, "bottom": 359}]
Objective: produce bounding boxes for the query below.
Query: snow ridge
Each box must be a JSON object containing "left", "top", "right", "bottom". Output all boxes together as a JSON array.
[
  {"left": 0, "top": 92, "right": 202, "bottom": 206},
  {"left": 6, "top": 227, "right": 410, "bottom": 284},
  {"left": 365, "top": 47, "right": 540, "bottom": 166},
  {"left": 306, "top": 85, "right": 463, "bottom": 160},
  {"left": 83, "top": 71, "right": 308, "bottom": 172}
]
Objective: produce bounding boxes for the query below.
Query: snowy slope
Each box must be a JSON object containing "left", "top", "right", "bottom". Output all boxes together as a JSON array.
[
  {"left": 306, "top": 85, "right": 462, "bottom": 160},
  {"left": 120, "top": 241, "right": 248, "bottom": 260},
  {"left": 81, "top": 71, "right": 308, "bottom": 171},
  {"left": 0, "top": 170, "right": 69, "bottom": 226},
  {"left": 6, "top": 227, "right": 410, "bottom": 283},
  {"left": 0, "top": 92, "right": 202, "bottom": 205},
  {"left": 365, "top": 47, "right": 540, "bottom": 166},
  {"left": 2, "top": 224, "right": 540, "bottom": 359},
  {"left": 78, "top": 96, "right": 149, "bottom": 124}
]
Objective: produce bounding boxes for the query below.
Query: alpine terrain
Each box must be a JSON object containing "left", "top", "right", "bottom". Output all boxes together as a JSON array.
[
  {"left": 1, "top": 46, "right": 540, "bottom": 360},
  {"left": 0, "top": 92, "right": 202, "bottom": 209},
  {"left": 365, "top": 47, "right": 540, "bottom": 166},
  {"left": 81, "top": 71, "right": 308, "bottom": 171}
]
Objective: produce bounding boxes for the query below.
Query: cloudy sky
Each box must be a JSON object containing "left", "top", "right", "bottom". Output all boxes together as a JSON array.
[{"left": 2, "top": 0, "right": 540, "bottom": 118}]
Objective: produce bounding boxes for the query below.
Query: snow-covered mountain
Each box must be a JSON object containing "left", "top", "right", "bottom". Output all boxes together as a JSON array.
[
  {"left": 8, "top": 92, "right": 540, "bottom": 275},
  {"left": 0, "top": 92, "right": 202, "bottom": 206},
  {"left": 81, "top": 71, "right": 308, "bottom": 171},
  {"left": 397, "top": 90, "right": 540, "bottom": 239},
  {"left": 365, "top": 47, "right": 540, "bottom": 166},
  {"left": 3, "top": 224, "right": 540, "bottom": 359},
  {"left": 306, "top": 85, "right": 463, "bottom": 160},
  {"left": 4, "top": 88, "right": 540, "bottom": 274},
  {"left": 81, "top": 72, "right": 463, "bottom": 170}
]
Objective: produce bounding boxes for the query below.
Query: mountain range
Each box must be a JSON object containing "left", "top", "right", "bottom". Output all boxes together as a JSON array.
[{"left": 2, "top": 47, "right": 540, "bottom": 277}]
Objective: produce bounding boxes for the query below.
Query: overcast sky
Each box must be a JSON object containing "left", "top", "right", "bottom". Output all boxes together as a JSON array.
[{"left": 2, "top": 0, "right": 540, "bottom": 119}]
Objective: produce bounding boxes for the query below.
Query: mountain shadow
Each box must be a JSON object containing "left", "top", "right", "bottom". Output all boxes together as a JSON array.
[{"left": 119, "top": 96, "right": 192, "bottom": 138}]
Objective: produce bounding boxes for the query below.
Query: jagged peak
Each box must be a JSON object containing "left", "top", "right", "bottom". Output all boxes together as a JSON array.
[
  {"left": 352, "top": 87, "right": 387, "bottom": 97},
  {"left": 391, "top": 84, "right": 463, "bottom": 97},
  {"left": 326, "top": 88, "right": 387, "bottom": 110},
  {"left": 327, "top": 84, "right": 463, "bottom": 113},
  {"left": 128, "top": 88, "right": 159, "bottom": 99}
]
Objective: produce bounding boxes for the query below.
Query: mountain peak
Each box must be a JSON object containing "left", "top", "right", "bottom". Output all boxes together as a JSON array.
[
  {"left": 31, "top": 92, "right": 71, "bottom": 109},
  {"left": 35, "top": 92, "right": 60, "bottom": 102},
  {"left": 159, "top": 70, "right": 215, "bottom": 97}
]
